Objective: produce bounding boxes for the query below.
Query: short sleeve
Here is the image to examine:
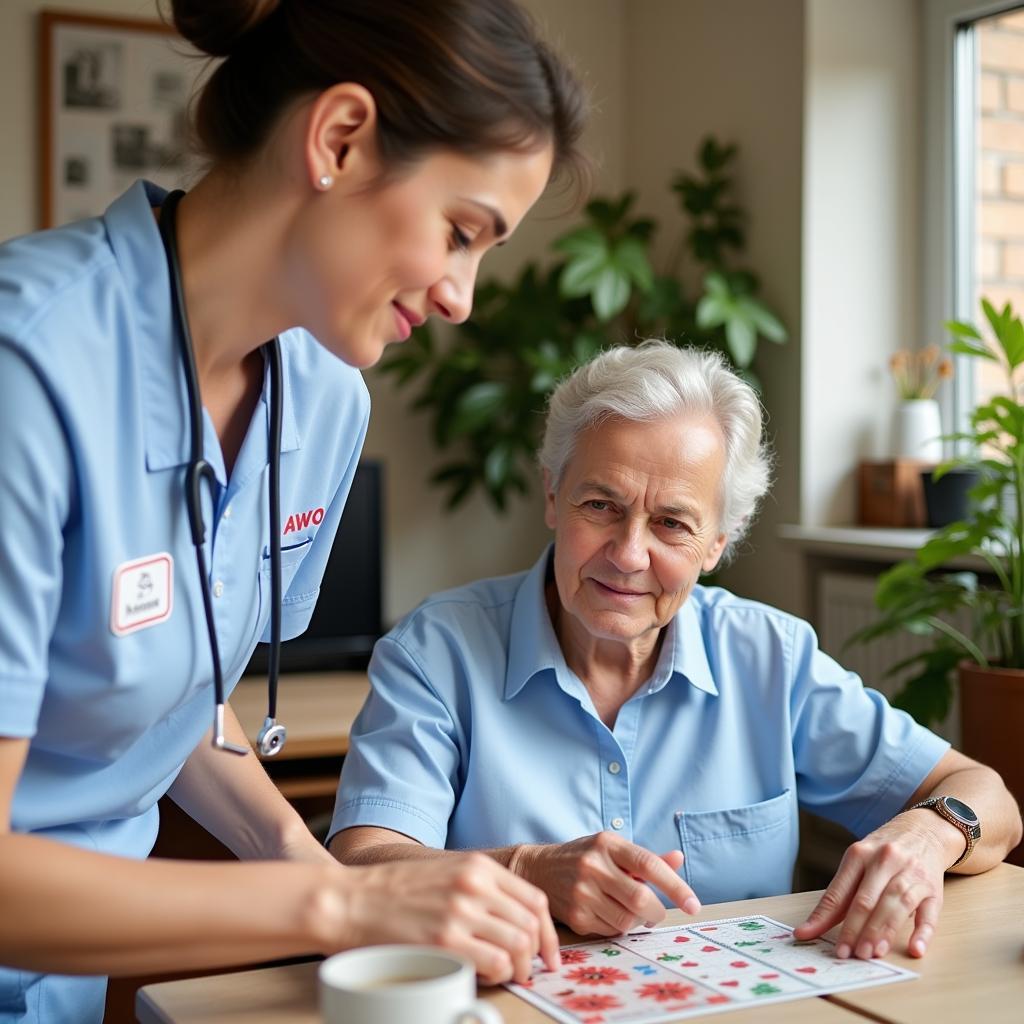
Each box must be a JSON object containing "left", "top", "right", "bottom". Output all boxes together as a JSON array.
[
  {"left": 328, "top": 634, "right": 461, "bottom": 848},
  {"left": 789, "top": 617, "right": 950, "bottom": 836},
  {"left": 265, "top": 393, "right": 370, "bottom": 643},
  {"left": 0, "top": 344, "right": 74, "bottom": 737}
]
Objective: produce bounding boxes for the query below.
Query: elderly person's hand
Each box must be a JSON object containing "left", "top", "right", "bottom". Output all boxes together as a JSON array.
[
  {"left": 510, "top": 831, "right": 701, "bottom": 936},
  {"left": 792, "top": 811, "right": 951, "bottom": 960}
]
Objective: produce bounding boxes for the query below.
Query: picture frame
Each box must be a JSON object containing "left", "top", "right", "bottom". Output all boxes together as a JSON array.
[{"left": 39, "top": 9, "right": 208, "bottom": 228}]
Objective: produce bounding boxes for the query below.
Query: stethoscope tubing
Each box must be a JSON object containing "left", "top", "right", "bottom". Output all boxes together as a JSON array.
[{"left": 157, "top": 189, "right": 285, "bottom": 756}]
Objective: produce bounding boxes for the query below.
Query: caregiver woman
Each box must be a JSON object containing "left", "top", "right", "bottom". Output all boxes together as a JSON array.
[{"left": 0, "top": 0, "right": 586, "bottom": 1019}]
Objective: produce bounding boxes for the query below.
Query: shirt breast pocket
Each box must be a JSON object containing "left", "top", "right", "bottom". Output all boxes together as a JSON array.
[
  {"left": 255, "top": 537, "right": 313, "bottom": 639},
  {"left": 675, "top": 789, "right": 798, "bottom": 905}
]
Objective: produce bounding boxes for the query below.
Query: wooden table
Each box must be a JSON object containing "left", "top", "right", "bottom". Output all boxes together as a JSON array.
[{"left": 136, "top": 863, "right": 1024, "bottom": 1023}]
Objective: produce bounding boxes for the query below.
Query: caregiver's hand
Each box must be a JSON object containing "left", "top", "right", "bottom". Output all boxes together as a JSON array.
[
  {"left": 793, "top": 810, "right": 951, "bottom": 960},
  {"left": 511, "top": 831, "right": 700, "bottom": 936},
  {"left": 337, "top": 853, "right": 560, "bottom": 985}
]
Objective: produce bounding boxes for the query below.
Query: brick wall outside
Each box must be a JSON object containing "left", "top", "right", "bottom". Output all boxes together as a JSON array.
[{"left": 977, "top": 10, "right": 1024, "bottom": 403}]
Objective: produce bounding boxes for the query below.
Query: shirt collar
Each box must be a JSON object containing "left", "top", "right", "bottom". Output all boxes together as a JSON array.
[
  {"left": 102, "top": 180, "right": 300, "bottom": 475},
  {"left": 503, "top": 544, "right": 719, "bottom": 701}
]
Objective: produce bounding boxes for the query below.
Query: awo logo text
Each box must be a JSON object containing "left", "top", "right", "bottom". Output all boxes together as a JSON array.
[{"left": 283, "top": 507, "right": 325, "bottom": 534}]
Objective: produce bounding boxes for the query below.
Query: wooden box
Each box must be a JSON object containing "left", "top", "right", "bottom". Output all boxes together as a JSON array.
[{"left": 857, "top": 459, "right": 931, "bottom": 528}]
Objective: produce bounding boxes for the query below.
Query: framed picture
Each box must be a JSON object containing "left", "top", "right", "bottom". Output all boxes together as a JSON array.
[{"left": 39, "top": 10, "right": 208, "bottom": 228}]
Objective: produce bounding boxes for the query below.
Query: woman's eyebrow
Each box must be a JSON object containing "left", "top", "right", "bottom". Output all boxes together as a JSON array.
[{"left": 462, "top": 198, "right": 508, "bottom": 239}]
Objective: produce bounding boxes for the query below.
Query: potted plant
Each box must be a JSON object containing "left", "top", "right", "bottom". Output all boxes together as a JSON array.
[
  {"left": 855, "top": 299, "right": 1024, "bottom": 863},
  {"left": 377, "top": 136, "right": 787, "bottom": 510}
]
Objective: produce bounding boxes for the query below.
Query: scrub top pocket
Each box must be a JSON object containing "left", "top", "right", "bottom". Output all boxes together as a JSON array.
[
  {"left": 675, "top": 788, "right": 798, "bottom": 905},
  {"left": 253, "top": 537, "right": 313, "bottom": 643}
]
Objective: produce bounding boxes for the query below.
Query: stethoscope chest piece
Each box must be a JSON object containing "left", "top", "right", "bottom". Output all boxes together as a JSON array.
[{"left": 257, "top": 718, "right": 287, "bottom": 758}]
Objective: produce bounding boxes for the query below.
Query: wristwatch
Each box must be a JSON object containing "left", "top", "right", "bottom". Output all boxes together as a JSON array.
[{"left": 909, "top": 796, "right": 982, "bottom": 868}]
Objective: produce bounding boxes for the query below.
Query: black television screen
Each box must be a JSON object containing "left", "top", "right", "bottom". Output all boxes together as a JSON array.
[{"left": 246, "top": 460, "right": 384, "bottom": 674}]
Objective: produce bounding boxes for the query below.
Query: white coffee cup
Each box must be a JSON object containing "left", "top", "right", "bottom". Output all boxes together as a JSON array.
[{"left": 319, "top": 945, "right": 503, "bottom": 1024}]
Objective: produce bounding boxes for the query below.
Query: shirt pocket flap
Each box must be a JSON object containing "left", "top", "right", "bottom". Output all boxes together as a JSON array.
[{"left": 675, "top": 789, "right": 797, "bottom": 904}]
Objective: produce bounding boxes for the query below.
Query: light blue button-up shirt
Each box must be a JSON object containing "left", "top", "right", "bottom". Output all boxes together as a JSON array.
[
  {"left": 333, "top": 546, "right": 949, "bottom": 909},
  {"left": 0, "top": 181, "right": 370, "bottom": 1022}
]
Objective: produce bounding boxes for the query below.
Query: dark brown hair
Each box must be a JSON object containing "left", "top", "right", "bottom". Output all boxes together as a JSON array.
[{"left": 166, "top": 0, "right": 588, "bottom": 187}]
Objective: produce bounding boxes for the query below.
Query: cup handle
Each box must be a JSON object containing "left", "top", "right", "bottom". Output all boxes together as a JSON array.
[{"left": 455, "top": 1000, "right": 503, "bottom": 1024}]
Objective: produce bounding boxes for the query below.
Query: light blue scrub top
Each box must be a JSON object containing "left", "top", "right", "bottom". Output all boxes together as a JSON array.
[
  {"left": 0, "top": 181, "right": 370, "bottom": 1023},
  {"left": 332, "top": 546, "right": 949, "bottom": 908}
]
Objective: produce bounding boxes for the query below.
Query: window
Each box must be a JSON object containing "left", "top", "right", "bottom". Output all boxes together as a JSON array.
[{"left": 954, "top": 6, "right": 1024, "bottom": 425}]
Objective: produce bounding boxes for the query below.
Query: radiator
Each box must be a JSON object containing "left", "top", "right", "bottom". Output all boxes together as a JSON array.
[{"left": 816, "top": 571, "right": 960, "bottom": 745}]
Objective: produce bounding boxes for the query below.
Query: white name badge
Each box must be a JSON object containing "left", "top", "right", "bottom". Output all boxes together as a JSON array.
[{"left": 110, "top": 552, "right": 174, "bottom": 636}]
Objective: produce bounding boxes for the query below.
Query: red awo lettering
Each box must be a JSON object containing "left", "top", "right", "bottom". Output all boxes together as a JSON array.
[{"left": 283, "top": 507, "right": 325, "bottom": 534}]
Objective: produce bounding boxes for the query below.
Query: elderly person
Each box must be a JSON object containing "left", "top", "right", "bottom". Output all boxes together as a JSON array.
[{"left": 329, "top": 341, "right": 1021, "bottom": 962}]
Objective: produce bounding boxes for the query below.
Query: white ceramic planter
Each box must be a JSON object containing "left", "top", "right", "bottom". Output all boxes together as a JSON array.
[{"left": 892, "top": 398, "right": 943, "bottom": 462}]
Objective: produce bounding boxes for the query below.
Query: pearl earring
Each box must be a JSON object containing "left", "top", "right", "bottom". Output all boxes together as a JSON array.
[{"left": 318, "top": 174, "right": 334, "bottom": 189}]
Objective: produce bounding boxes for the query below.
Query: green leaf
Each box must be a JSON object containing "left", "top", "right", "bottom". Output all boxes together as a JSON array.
[
  {"left": 744, "top": 298, "right": 788, "bottom": 344},
  {"left": 948, "top": 338, "right": 997, "bottom": 360},
  {"left": 726, "top": 317, "right": 757, "bottom": 368},
  {"left": 891, "top": 648, "right": 959, "bottom": 727},
  {"left": 559, "top": 249, "right": 609, "bottom": 297},
  {"left": 553, "top": 225, "right": 607, "bottom": 259},
  {"left": 997, "top": 313, "right": 1024, "bottom": 370},
  {"left": 484, "top": 442, "right": 515, "bottom": 491},
  {"left": 449, "top": 381, "right": 509, "bottom": 437},
  {"left": 591, "top": 266, "right": 631, "bottom": 320},
  {"left": 613, "top": 236, "right": 654, "bottom": 292},
  {"left": 695, "top": 293, "right": 728, "bottom": 330},
  {"left": 945, "top": 319, "right": 982, "bottom": 340}
]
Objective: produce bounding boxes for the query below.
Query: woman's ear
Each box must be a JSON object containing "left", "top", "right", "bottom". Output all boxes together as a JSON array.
[
  {"left": 543, "top": 469, "right": 558, "bottom": 530},
  {"left": 303, "top": 82, "right": 379, "bottom": 191},
  {"left": 702, "top": 532, "right": 728, "bottom": 574}
]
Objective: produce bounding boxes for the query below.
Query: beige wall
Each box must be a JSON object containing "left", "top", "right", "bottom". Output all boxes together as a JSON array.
[{"left": 624, "top": 0, "right": 806, "bottom": 614}]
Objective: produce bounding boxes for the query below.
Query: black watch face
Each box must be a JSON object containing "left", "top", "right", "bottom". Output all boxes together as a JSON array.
[{"left": 944, "top": 797, "right": 979, "bottom": 824}]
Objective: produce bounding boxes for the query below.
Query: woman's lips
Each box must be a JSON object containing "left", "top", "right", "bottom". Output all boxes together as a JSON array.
[
  {"left": 592, "top": 579, "right": 647, "bottom": 599},
  {"left": 392, "top": 303, "right": 412, "bottom": 341}
]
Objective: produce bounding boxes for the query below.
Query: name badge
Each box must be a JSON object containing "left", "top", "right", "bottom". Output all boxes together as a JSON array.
[{"left": 110, "top": 552, "right": 174, "bottom": 636}]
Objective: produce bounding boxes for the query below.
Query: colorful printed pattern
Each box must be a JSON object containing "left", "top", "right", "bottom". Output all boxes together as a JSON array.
[{"left": 506, "top": 915, "right": 917, "bottom": 1024}]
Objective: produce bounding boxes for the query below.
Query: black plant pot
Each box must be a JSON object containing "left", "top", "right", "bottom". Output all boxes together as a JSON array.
[{"left": 920, "top": 467, "right": 979, "bottom": 528}]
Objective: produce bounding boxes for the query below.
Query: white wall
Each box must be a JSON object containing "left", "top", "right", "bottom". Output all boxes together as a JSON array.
[{"left": 801, "top": 0, "right": 922, "bottom": 528}]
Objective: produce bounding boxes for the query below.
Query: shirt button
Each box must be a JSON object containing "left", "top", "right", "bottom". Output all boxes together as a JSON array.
[
  {"left": 611, "top": 817, "right": 624, "bottom": 830},
  {"left": 608, "top": 761, "right": 622, "bottom": 775},
  {"left": 223, "top": 505, "right": 233, "bottom": 519},
  {"left": 213, "top": 580, "right": 224, "bottom": 598}
]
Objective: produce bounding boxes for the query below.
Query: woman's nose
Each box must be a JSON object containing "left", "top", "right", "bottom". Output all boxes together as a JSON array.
[
  {"left": 607, "top": 522, "right": 650, "bottom": 573},
  {"left": 427, "top": 261, "right": 477, "bottom": 324}
]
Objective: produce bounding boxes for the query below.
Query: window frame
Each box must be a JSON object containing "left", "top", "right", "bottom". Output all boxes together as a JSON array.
[{"left": 925, "top": 0, "right": 1024, "bottom": 453}]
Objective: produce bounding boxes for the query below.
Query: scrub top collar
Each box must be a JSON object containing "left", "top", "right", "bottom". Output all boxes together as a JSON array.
[
  {"left": 503, "top": 544, "right": 719, "bottom": 702},
  {"left": 102, "top": 180, "right": 300, "bottom": 482}
]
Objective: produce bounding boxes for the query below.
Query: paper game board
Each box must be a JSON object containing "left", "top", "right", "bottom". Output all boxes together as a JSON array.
[{"left": 506, "top": 914, "right": 916, "bottom": 1023}]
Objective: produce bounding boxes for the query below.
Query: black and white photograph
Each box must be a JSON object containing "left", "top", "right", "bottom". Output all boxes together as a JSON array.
[
  {"left": 41, "top": 12, "right": 206, "bottom": 227},
  {"left": 62, "top": 41, "right": 121, "bottom": 110}
]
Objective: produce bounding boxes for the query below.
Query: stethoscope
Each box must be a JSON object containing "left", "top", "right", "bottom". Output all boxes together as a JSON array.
[{"left": 158, "top": 189, "right": 287, "bottom": 758}]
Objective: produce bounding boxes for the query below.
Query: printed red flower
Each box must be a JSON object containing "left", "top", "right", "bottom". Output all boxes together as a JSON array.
[
  {"left": 565, "top": 966, "right": 630, "bottom": 986},
  {"left": 559, "top": 948, "right": 593, "bottom": 965},
  {"left": 637, "top": 981, "right": 697, "bottom": 1002},
  {"left": 560, "top": 993, "right": 623, "bottom": 1011}
]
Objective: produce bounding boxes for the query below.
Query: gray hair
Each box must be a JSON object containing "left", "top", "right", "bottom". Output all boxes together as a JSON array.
[{"left": 538, "top": 340, "right": 772, "bottom": 560}]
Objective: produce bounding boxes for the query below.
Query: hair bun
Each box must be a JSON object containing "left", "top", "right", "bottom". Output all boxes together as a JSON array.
[{"left": 167, "top": 0, "right": 280, "bottom": 58}]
